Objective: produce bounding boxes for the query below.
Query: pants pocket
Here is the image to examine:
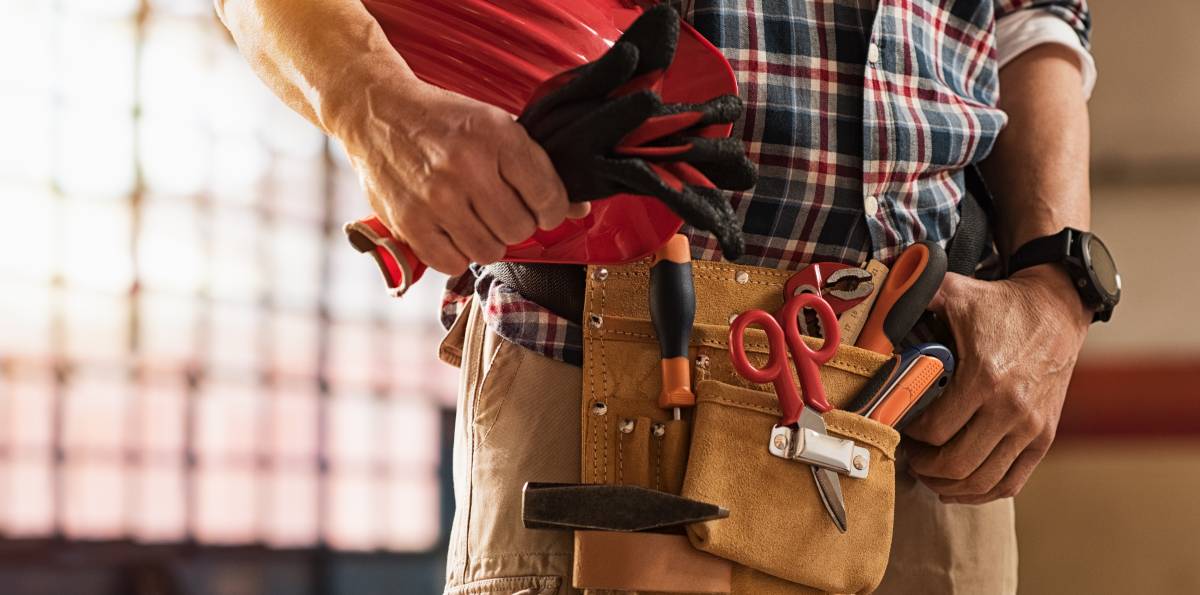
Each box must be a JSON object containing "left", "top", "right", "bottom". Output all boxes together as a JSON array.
[{"left": 445, "top": 575, "right": 563, "bottom": 595}]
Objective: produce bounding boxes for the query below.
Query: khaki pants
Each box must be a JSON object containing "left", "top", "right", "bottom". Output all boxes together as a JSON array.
[{"left": 442, "top": 293, "right": 1017, "bottom": 595}]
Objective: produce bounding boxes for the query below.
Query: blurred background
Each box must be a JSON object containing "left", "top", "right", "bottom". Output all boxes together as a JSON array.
[{"left": 0, "top": 1, "right": 1195, "bottom": 594}]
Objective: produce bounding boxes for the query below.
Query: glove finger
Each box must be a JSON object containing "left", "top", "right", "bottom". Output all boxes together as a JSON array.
[
  {"left": 616, "top": 137, "right": 757, "bottom": 191},
  {"left": 518, "top": 41, "right": 639, "bottom": 126},
  {"left": 617, "top": 95, "right": 743, "bottom": 148},
  {"left": 613, "top": 4, "right": 680, "bottom": 76},
  {"left": 600, "top": 158, "right": 745, "bottom": 259},
  {"left": 578, "top": 90, "right": 664, "bottom": 149},
  {"left": 688, "top": 185, "right": 746, "bottom": 260},
  {"left": 654, "top": 94, "right": 745, "bottom": 128}
]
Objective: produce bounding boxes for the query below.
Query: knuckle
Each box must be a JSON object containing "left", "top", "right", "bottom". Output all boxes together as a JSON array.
[
  {"left": 996, "top": 484, "right": 1021, "bottom": 499},
  {"left": 474, "top": 241, "right": 506, "bottom": 264},
  {"left": 942, "top": 460, "right": 972, "bottom": 481}
]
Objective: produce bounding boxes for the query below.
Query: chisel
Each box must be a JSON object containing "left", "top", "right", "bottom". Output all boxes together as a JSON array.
[{"left": 649, "top": 234, "right": 696, "bottom": 418}]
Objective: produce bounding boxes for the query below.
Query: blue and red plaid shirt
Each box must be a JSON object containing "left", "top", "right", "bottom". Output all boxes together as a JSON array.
[{"left": 442, "top": 0, "right": 1091, "bottom": 365}]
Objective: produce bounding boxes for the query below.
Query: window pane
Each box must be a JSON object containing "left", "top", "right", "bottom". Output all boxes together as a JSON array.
[
  {"left": 196, "top": 380, "right": 262, "bottom": 462},
  {"left": 382, "top": 475, "right": 439, "bottom": 551},
  {"left": 63, "top": 290, "right": 128, "bottom": 363},
  {"left": 0, "top": 369, "right": 55, "bottom": 452},
  {"left": 131, "top": 463, "right": 186, "bottom": 543},
  {"left": 268, "top": 385, "right": 318, "bottom": 463},
  {"left": 0, "top": 455, "right": 55, "bottom": 537},
  {"left": 135, "top": 374, "right": 187, "bottom": 458},
  {"left": 0, "top": 282, "right": 54, "bottom": 363},
  {"left": 138, "top": 292, "right": 198, "bottom": 368},
  {"left": 62, "top": 373, "right": 130, "bottom": 455},
  {"left": 194, "top": 464, "right": 259, "bottom": 545},
  {"left": 263, "top": 469, "right": 318, "bottom": 548},
  {"left": 326, "top": 471, "right": 377, "bottom": 551},
  {"left": 328, "top": 393, "right": 378, "bottom": 468},
  {"left": 62, "top": 459, "right": 127, "bottom": 539},
  {"left": 62, "top": 198, "right": 133, "bottom": 293}
]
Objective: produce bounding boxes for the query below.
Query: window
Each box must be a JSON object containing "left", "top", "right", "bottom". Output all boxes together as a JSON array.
[{"left": 0, "top": 0, "right": 454, "bottom": 552}]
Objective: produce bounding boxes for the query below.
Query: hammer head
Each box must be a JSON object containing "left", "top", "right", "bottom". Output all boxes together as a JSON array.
[{"left": 522, "top": 482, "right": 729, "bottom": 533}]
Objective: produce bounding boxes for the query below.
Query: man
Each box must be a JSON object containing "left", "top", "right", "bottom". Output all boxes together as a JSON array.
[{"left": 217, "top": 0, "right": 1101, "bottom": 592}]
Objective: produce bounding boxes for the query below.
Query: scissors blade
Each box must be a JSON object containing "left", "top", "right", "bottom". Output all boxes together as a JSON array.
[
  {"left": 798, "top": 406, "right": 848, "bottom": 532},
  {"left": 811, "top": 466, "right": 848, "bottom": 533}
]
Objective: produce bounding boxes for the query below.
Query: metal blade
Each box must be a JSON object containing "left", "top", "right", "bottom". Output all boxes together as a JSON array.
[{"left": 811, "top": 466, "right": 848, "bottom": 533}]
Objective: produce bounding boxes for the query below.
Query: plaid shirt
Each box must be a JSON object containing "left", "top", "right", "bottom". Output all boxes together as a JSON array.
[{"left": 442, "top": 0, "right": 1091, "bottom": 365}]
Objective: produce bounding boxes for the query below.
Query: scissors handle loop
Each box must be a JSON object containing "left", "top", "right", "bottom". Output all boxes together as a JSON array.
[
  {"left": 728, "top": 309, "right": 805, "bottom": 424},
  {"left": 780, "top": 294, "right": 840, "bottom": 413}
]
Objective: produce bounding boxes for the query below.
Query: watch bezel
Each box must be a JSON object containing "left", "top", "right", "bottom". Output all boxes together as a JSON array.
[{"left": 1077, "top": 231, "right": 1121, "bottom": 321}]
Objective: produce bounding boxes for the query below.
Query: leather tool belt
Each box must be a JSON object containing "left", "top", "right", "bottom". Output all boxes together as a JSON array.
[{"left": 577, "top": 259, "right": 901, "bottom": 594}]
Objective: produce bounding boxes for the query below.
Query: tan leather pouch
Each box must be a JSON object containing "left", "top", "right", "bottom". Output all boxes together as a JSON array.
[{"left": 682, "top": 349, "right": 900, "bottom": 594}]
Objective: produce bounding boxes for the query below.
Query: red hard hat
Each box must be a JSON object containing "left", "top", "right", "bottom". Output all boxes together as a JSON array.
[{"left": 351, "top": 1, "right": 737, "bottom": 293}]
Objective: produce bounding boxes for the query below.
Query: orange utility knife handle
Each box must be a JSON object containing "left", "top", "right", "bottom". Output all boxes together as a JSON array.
[
  {"left": 869, "top": 355, "right": 944, "bottom": 427},
  {"left": 649, "top": 234, "right": 696, "bottom": 410},
  {"left": 344, "top": 217, "right": 428, "bottom": 298}
]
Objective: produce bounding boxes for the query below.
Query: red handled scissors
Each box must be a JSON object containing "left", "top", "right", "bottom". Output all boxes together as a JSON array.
[
  {"left": 728, "top": 293, "right": 849, "bottom": 532},
  {"left": 729, "top": 293, "right": 840, "bottom": 424}
]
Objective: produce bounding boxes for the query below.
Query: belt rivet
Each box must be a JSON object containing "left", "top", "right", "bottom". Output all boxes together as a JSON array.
[
  {"left": 591, "top": 402, "right": 608, "bottom": 416},
  {"left": 735, "top": 270, "right": 750, "bottom": 284},
  {"left": 588, "top": 313, "right": 604, "bottom": 328},
  {"left": 853, "top": 455, "right": 866, "bottom": 471},
  {"left": 619, "top": 419, "right": 636, "bottom": 434},
  {"left": 652, "top": 423, "right": 666, "bottom": 437},
  {"left": 594, "top": 267, "right": 609, "bottom": 282}
]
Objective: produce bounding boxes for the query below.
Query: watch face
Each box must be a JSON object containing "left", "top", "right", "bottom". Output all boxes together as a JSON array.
[{"left": 1087, "top": 234, "right": 1121, "bottom": 298}]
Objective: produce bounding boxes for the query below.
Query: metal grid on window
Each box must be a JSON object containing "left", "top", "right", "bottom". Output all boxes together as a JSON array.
[{"left": 0, "top": 0, "right": 456, "bottom": 552}]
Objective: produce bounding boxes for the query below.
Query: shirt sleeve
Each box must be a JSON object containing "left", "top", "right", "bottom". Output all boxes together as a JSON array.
[
  {"left": 993, "top": 0, "right": 1091, "bottom": 49},
  {"left": 995, "top": 8, "right": 1097, "bottom": 98}
]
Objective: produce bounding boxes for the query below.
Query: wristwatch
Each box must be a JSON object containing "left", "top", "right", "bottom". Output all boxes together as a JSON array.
[{"left": 1006, "top": 227, "right": 1121, "bottom": 323}]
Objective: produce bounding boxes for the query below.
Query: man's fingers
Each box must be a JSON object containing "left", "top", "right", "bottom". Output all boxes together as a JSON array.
[
  {"left": 403, "top": 226, "right": 469, "bottom": 275},
  {"left": 913, "top": 433, "right": 1028, "bottom": 497},
  {"left": 903, "top": 378, "right": 981, "bottom": 446},
  {"left": 439, "top": 206, "right": 506, "bottom": 265},
  {"left": 906, "top": 410, "right": 1010, "bottom": 481},
  {"left": 472, "top": 180, "right": 537, "bottom": 245},
  {"left": 943, "top": 446, "right": 1047, "bottom": 504},
  {"left": 499, "top": 133, "right": 570, "bottom": 230}
]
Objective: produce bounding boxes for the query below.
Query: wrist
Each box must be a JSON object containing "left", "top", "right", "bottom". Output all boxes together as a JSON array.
[
  {"left": 1010, "top": 263, "right": 1094, "bottom": 329},
  {"left": 324, "top": 55, "right": 429, "bottom": 143}
]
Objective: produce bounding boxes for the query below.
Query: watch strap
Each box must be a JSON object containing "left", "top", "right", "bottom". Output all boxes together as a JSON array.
[{"left": 1006, "top": 228, "right": 1073, "bottom": 275}]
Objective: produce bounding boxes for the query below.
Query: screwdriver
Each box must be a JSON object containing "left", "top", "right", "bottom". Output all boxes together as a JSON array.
[{"left": 649, "top": 234, "right": 696, "bottom": 420}]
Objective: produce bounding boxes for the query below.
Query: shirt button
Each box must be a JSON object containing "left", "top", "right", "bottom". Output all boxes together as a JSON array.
[
  {"left": 864, "top": 195, "right": 879, "bottom": 217},
  {"left": 867, "top": 43, "right": 881, "bottom": 64}
]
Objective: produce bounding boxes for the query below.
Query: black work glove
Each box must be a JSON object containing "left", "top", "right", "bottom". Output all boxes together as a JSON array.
[{"left": 517, "top": 4, "right": 756, "bottom": 260}]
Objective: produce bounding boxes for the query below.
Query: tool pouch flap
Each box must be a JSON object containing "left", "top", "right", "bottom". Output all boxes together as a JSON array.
[{"left": 683, "top": 376, "right": 900, "bottom": 594}]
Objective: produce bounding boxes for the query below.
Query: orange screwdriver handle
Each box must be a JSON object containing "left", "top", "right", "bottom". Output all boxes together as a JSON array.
[{"left": 649, "top": 234, "right": 696, "bottom": 410}]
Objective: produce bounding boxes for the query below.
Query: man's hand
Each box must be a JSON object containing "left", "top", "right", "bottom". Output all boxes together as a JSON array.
[
  {"left": 345, "top": 81, "right": 586, "bottom": 275},
  {"left": 903, "top": 265, "right": 1091, "bottom": 504}
]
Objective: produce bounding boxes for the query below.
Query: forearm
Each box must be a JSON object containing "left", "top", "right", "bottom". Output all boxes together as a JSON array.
[
  {"left": 214, "top": 0, "right": 418, "bottom": 137},
  {"left": 981, "top": 43, "right": 1091, "bottom": 259}
]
